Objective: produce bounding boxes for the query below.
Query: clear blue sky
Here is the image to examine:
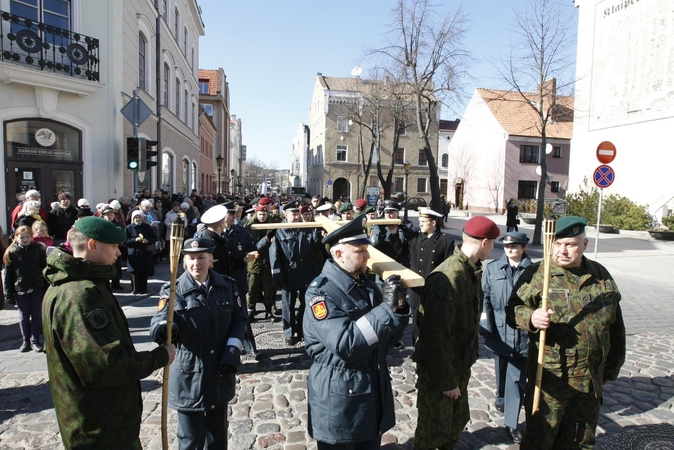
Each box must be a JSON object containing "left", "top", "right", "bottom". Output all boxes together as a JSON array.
[{"left": 197, "top": 0, "right": 578, "bottom": 170}]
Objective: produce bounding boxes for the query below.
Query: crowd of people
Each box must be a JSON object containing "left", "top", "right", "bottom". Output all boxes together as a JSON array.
[{"left": 0, "top": 187, "right": 625, "bottom": 450}]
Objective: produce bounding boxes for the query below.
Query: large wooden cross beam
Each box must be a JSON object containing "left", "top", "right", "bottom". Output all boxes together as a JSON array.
[{"left": 251, "top": 216, "right": 425, "bottom": 288}]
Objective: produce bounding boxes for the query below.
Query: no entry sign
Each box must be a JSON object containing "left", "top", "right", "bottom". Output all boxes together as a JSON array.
[
  {"left": 596, "top": 141, "right": 616, "bottom": 164},
  {"left": 593, "top": 165, "right": 615, "bottom": 188}
]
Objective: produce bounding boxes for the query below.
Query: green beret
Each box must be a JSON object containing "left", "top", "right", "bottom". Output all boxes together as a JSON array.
[
  {"left": 338, "top": 202, "right": 353, "bottom": 213},
  {"left": 555, "top": 215, "right": 587, "bottom": 238},
  {"left": 251, "top": 197, "right": 261, "bottom": 205},
  {"left": 73, "top": 216, "right": 126, "bottom": 244}
]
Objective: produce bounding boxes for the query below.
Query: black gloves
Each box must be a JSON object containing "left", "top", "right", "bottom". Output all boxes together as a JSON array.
[
  {"left": 382, "top": 274, "right": 404, "bottom": 311},
  {"left": 266, "top": 228, "right": 277, "bottom": 240},
  {"left": 218, "top": 364, "right": 236, "bottom": 379},
  {"left": 154, "top": 321, "right": 179, "bottom": 345}
]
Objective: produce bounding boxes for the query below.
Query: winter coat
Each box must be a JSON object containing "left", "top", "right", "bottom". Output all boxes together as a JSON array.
[
  {"left": 48, "top": 205, "right": 78, "bottom": 240},
  {"left": 150, "top": 269, "right": 248, "bottom": 411},
  {"left": 3, "top": 242, "right": 47, "bottom": 301},
  {"left": 124, "top": 223, "right": 156, "bottom": 273},
  {"left": 269, "top": 227, "right": 320, "bottom": 291},
  {"left": 480, "top": 252, "right": 532, "bottom": 357},
  {"left": 407, "top": 229, "right": 455, "bottom": 309},
  {"left": 304, "top": 259, "right": 409, "bottom": 444}
]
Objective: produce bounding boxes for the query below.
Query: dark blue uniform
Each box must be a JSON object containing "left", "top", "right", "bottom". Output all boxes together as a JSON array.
[
  {"left": 150, "top": 269, "right": 247, "bottom": 449},
  {"left": 303, "top": 259, "right": 409, "bottom": 447},
  {"left": 269, "top": 227, "right": 321, "bottom": 341}
]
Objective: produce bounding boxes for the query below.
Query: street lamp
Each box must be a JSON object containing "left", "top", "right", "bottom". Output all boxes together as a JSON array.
[
  {"left": 403, "top": 161, "right": 411, "bottom": 221},
  {"left": 215, "top": 154, "right": 223, "bottom": 195},
  {"left": 230, "top": 169, "right": 236, "bottom": 195}
]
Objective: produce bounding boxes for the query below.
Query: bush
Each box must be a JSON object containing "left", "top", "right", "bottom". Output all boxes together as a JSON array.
[
  {"left": 564, "top": 186, "right": 653, "bottom": 230},
  {"left": 662, "top": 215, "right": 674, "bottom": 231}
]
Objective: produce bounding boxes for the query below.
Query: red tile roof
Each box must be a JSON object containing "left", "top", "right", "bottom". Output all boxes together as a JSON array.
[{"left": 198, "top": 69, "right": 220, "bottom": 95}]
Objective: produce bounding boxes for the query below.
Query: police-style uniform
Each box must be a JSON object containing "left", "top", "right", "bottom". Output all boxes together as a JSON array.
[
  {"left": 303, "top": 217, "right": 409, "bottom": 447},
  {"left": 150, "top": 238, "right": 248, "bottom": 450}
]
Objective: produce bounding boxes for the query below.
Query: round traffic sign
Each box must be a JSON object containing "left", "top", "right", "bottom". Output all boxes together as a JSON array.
[
  {"left": 596, "top": 141, "right": 616, "bottom": 164},
  {"left": 593, "top": 165, "right": 615, "bottom": 188},
  {"left": 326, "top": 179, "right": 333, "bottom": 186}
]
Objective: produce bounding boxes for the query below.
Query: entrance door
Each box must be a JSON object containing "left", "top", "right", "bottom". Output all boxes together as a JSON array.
[{"left": 5, "top": 161, "right": 82, "bottom": 230}]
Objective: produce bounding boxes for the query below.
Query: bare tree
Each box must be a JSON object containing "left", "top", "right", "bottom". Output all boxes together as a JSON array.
[
  {"left": 370, "top": 0, "right": 470, "bottom": 213},
  {"left": 448, "top": 142, "right": 477, "bottom": 209},
  {"left": 497, "top": 0, "right": 576, "bottom": 244}
]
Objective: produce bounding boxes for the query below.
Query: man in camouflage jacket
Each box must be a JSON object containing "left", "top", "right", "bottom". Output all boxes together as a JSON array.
[
  {"left": 412, "top": 216, "right": 500, "bottom": 449},
  {"left": 506, "top": 216, "right": 626, "bottom": 449},
  {"left": 42, "top": 217, "right": 175, "bottom": 450}
]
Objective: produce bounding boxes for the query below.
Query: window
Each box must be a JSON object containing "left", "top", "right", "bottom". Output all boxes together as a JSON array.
[
  {"left": 138, "top": 34, "right": 147, "bottom": 91},
  {"left": 518, "top": 180, "right": 538, "bottom": 199},
  {"left": 162, "top": 153, "right": 174, "bottom": 193},
  {"left": 201, "top": 103, "right": 213, "bottom": 116},
  {"left": 163, "top": 64, "right": 170, "bottom": 106},
  {"left": 336, "top": 145, "right": 347, "bottom": 162},
  {"left": 442, "top": 153, "right": 449, "bottom": 167},
  {"left": 162, "top": 0, "right": 168, "bottom": 22},
  {"left": 551, "top": 181, "right": 561, "bottom": 192},
  {"left": 191, "top": 48, "right": 195, "bottom": 69},
  {"left": 174, "top": 8, "right": 180, "bottom": 39},
  {"left": 337, "top": 116, "right": 349, "bottom": 132},
  {"left": 394, "top": 177, "right": 404, "bottom": 192},
  {"left": 184, "top": 89, "right": 188, "bottom": 123},
  {"left": 11, "top": 0, "right": 70, "bottom": 30},
  {"left": 175, "top": 78, "right": 181, "bottom": 116},
  {"left": 418, "top": 149, "right": 427, "bottom": 166},
  {"left": 183, "top": 27, "right": 188, "bottom": 55},
  {"left": 397, "top": 121, "right": 406, "bottom": 135},
  {"left": 199, "top": 80, "right": 209, "bottom": 94},
  {"left": 417, "top": 177, "right": 427, "bottom": 193},
  {"left": 394, "top": 148, "right": 405, "bottom": 165},
  {"left": 553, "top": 146, "right": 563, "bottom": 158},
  {"left": 519, "top": 145, "right": 539, "bottom": 163},
  {"left": 191, "top": 103, "right": 195, "bottom": 130}
]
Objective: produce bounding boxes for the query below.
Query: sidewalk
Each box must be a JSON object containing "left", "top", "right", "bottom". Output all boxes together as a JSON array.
[{"left": 0, "top": 217, "right": 673, "bottom": 449}]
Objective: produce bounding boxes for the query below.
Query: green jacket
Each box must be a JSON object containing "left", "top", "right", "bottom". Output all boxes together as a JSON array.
[
  {"left": 506, "top": 256, "right": 626, "bottom": 398},
  {"left": 412, "top": 246, "right": 484, "bottom": 391},
  {"left": 42, "top": 249, "right": 168, "bottom": 450}
]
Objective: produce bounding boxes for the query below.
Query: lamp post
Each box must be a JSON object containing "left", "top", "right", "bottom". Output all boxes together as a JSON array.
[
  {"left": 403, "top": 161, "right": 411, "bottom": 221},
  {"left": 215, "top": 154, "right": 223, "bottom": 195}
]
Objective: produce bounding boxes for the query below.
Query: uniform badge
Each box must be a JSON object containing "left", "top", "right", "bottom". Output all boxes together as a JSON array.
[
  {"left": 86, "top": 309, "right": 109, "bottom": 330},
  {"left": 157, "top": 298, "right": 167, "bottom": 311},
  {"left": 191, "top": 240, "right": 199, "bottom": 249},
  {"left": 238, "top": 244, "right": 242, "bottom": 251},
  {"left": 309, "top": 296, "right": 328, "bottom": 320}
]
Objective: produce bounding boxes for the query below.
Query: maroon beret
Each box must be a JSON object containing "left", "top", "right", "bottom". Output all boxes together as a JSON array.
[
  {"left": 355, "top": 199, "right": 367, "bottom": 209},
  {"left": 300, "top": 205, "right": 311, "bottom": 214},
  {"left": 258, "top": 197, "right": 273, "bottom": 206},
  {"left": 254, "top": 205, "right": 267, "bottom": 212},
  {"left": 463, "top": 216, "right": 500, "bottom": 240}
]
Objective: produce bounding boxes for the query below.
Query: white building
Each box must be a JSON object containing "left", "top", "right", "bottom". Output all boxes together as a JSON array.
[
  {"left": 572, "top": 0, "right": 674, "bottom": 221},
  {"left": 290, "top": 122, "right": 309, "bottom": 188}
]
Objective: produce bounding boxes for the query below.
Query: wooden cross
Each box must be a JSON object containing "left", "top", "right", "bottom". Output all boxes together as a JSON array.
[{"left": 251, "top": 215, "right": 425, "bottom": 288}]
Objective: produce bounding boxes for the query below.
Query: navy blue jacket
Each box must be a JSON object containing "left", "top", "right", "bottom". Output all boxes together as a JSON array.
[
  {"left": 221, "top": 224, "right": 268, "bottom": 296},
  {"left": 480, "top": 252, "right": 532, "bottom": 357},
  {"left": 150, "top": 269, "right": 247, "bottom": 411},
  {"left": 269, "top": 227, "right": 320, "bottom": 291},
  {"left": 303, "top": 259, "right": 409, "bottom": 444}
]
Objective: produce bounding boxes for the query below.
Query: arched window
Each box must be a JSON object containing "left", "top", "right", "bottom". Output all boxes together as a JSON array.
[
  {"left": 175, "top": 78, "right": 181, "bottom": 117},
  {"left": 191, "top": 162, "right": 197, "bottom": 191},
  {"left": 442, "top": 153, "right": 449, "bottom": 168},
  {"left": 138, "top": 33, "right": 147, "bottom": 90},
  {"left": 163, "top": 64, "right": 170, "bottom": 107},
  {"left": 162, "top": 152, "right": 174, "bottom": 193}
]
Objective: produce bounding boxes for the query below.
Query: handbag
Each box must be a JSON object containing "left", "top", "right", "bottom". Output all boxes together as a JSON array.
[{"left": 516, "top": 218, "right": 521, "bottom": 225}]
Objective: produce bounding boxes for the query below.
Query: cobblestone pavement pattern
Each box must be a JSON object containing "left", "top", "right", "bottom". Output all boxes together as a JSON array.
[{"left": 1, "top": 211, "right": 673, "bottom": 449}]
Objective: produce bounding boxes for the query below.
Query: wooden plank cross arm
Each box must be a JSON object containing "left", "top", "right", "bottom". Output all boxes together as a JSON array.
[{"left": 251, "top": 215, "right": 425, "bottom": 288}]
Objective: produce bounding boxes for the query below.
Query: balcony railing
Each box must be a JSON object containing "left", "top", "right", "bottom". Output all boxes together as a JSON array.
[{"left": 0, "top": 11, "right": 99, "bottom": 82}]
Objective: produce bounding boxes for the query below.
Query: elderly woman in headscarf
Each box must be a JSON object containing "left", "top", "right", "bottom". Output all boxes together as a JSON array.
[{"left": 124, "top": 210, "right": 156, "bottom": 295}]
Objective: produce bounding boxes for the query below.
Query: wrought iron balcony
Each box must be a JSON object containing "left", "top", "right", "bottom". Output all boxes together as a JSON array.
[{"left": 0, "top": 11, "right": 99, "bottom": 82}]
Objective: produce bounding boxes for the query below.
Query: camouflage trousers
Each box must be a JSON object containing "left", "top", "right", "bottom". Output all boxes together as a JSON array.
[
  {"left": 247, "top": 270, "right": 276, "bottom": 310},
  {"left": 413, "top": 371, "right": 471, "bottom": 449},
  {"left": 521, "top": 370, "right": 601, "bottom": 449}
]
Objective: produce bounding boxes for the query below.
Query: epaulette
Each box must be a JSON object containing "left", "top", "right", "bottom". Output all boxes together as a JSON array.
[
  {"left": 308, "top": 274, "right": 328, "bottom": 289},
  {"left": 161, "top": 282, "right": 170, "bottom": 289}
]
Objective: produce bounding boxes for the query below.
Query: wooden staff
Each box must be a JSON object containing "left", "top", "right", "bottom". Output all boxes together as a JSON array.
[
  {"left": 532, "top": 218, "right": 556, "bottom": 413},
  {"left": 161, "top": 218, "right": 185, "bottom": 450}
]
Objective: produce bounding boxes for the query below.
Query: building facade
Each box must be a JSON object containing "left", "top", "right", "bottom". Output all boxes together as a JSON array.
[
  {"left": 198, "top": 67, "right": 230, "bottom": 194},
  {"left": 307, "top": 74, "right": 438, "bottom": 203},
  {"left": 0, "top": 0, "right": 204, "bottom": 231},
  {"left": 438, "top": 119, "right": 460, "bottom": 200},
  {"left": 572, "top": 0, "right": 674, "bottom": 221},
  {"left": 448, "top": 88, "right": 572, "bottom": 212}
]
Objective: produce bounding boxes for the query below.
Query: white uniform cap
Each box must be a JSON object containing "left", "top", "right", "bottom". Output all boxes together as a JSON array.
[{"left": 200, "top": 204, "right": 228, "bottom": 224}]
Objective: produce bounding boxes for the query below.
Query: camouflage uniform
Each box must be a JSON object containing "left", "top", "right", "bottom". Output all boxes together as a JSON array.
[
  {"left": 244, "top": 214, "right": 281, "bottom": 313},
  {"left": 506, "top": 257, "right": 626, "bottom": 449},
  {"left": 42, "top": 248, "right": 169, "bottom": 450},
  {"left": 412, "top": 246, "right": 484, "bottom": 449}
]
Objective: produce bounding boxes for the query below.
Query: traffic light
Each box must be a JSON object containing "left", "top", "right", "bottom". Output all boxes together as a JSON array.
[
  {"left": 126, "top": 137, "right": 140, "bottom": 170},
  {"left": 139, "top": 138, "right": 158, "bottom": 171}
]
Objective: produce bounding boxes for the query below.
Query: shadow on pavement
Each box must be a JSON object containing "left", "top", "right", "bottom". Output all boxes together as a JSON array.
[{"left": 0, "top": 381, "right": 53, "bottom": 425}]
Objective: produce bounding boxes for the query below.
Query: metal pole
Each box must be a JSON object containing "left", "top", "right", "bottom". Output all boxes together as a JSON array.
[
  {"left": 594, "top": 188, "right": 604, "bottom": 258},
  {"left": 404, "top": 171, "right": 409, "bottom": 221}
]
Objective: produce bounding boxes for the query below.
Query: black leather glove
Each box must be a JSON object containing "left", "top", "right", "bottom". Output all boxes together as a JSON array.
[
  {"left": 218, "top": 364, "right": 236, "bottom": 378},
  {"left": 154, "top": 321, "right": 179, "bottom": 345},
  {"left": 382, "top": 274, "right": 403, "bottom": 311},
  {"left": 266, "top": 228, "right": 277, "bottom": 240}
]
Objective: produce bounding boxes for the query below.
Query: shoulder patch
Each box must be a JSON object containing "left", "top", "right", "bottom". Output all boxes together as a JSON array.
[
  {"left": 86, "top": 309, "right": 109, "bottom": 330},
  {"left": 309, "top": 296, "right": 328, "bottom": 320},
  {"left": 157, "top": 298, "right": 167, "bottom": 311}
]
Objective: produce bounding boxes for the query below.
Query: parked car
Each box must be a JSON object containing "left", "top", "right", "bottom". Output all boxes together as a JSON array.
[{"left": 405, "top": 197, "right": 427, "bottom": 211}]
